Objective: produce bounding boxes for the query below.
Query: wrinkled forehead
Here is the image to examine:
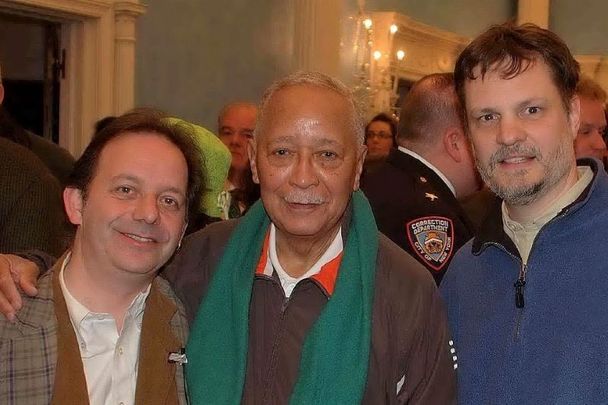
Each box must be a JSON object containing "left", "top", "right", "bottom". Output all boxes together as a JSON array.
[
  {"left": 98, "top": 132, "right": 188, "bottom": 183},
  {"left": 464, "top": 59, "right": 557, "bottom": 102},
  {"left": 258, "top": 84, "right": 359, "bottom": 142}
]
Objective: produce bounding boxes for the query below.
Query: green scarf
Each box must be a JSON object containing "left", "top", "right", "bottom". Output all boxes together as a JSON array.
[{"left": 186, "top": 190, "right": 378, "bottom": 404}]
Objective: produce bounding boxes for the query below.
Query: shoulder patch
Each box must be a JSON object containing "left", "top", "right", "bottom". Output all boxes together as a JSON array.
[{"left": 406, "top": 216, "right": 454, "bottom": 271}]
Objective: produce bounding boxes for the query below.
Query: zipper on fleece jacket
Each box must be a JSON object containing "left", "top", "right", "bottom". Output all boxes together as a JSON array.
[
  {"left": 508, "top": 206, "right": 571, "bottom": 311},
  {"left": 487, "top": 244, "right": 527, "bottom": 341},
  {"left": 514, "top": 262, "right": 527, "bottom": 309},
  {"left": 477, "top": 240, "right": 525, "bottom": 341},
  {"left": 513, "top": 262, "right": 528, "bottom": 340},
  {"left": 482, "top": 206, "right": 572, "bottom": 340}
]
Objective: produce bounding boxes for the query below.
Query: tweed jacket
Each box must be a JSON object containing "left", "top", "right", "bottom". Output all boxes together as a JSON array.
[{"left": 0, "top": 254, "right": 189, "bottom": 405}]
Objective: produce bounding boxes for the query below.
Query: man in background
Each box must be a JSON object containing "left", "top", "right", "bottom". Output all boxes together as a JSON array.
[
  {"left": 362, "top": 73, "right": 480, "bottom": 284},
  {"left": 217, "top": 101, "right": 260, "bottom": 218},
  {"left": 573, "top": 76, "right": 607, "bottom": 161}
]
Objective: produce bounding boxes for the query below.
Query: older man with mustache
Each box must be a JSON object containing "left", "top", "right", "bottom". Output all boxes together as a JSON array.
[
  {"left": 440, "top": 23, "right": 608, "bottom": 403},
  {"left": 0, "top": 72, "right": 455, "bottom": 404}
]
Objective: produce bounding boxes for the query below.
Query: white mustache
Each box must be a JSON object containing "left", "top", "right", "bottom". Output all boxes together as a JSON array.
[{"left": 283, "top": 193, "right": 326, "bottom": 204}]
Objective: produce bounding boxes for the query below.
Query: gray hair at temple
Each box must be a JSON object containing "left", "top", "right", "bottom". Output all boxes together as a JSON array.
[{"left": 254, "top": 71, "right": 366, "bottom": 145}]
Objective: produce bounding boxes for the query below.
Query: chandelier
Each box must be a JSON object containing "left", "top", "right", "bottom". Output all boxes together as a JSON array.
[{"left": 347, "top": 1, "right": 406, "bottom": 119}]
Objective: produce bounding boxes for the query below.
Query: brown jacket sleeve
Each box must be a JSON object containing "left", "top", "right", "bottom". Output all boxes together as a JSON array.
[
  {"left": 398, "top": 287, "right": 456, "bottom": 404},
  {"left": 368, "top": 234, "right": 456, "bottom": 404},
  {"left": 160, "top": 219, "right": 238, "bottom": 324}
]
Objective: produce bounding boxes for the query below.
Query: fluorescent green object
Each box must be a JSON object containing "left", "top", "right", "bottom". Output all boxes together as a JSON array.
[{"left": 166, "top": 117, "right": 230, "bottom": 218}]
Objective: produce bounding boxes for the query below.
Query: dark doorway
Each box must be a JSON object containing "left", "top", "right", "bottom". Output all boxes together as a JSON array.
[
  {"left": 394, "top": 77, "right": 415, "bottom": 118},
  {"left": 0, "top": 13, "right": 61, "bottom": 143}
]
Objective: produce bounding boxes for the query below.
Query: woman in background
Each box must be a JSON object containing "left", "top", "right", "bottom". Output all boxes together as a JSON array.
[{"left": 363, "top": 112, "right": 397, "bottom": 173}]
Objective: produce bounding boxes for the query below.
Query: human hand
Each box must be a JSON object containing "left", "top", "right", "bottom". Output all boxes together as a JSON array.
[{"left": 0, "top": 254, "right": 40, "bottom": 322}]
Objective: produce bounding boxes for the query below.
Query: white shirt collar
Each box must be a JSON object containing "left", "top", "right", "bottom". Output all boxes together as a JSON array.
[
  {"left": 398, "top": 146, "right": 456, "bottom": 196},
  {"left": 59, "top": 252, "right": 151, "bottom": 330},
  {"left": 58, "top": 252, "right": 152, "bottom": 405},
  {"left": 267, "top": 224, "right": 343, "bottom": 297}
]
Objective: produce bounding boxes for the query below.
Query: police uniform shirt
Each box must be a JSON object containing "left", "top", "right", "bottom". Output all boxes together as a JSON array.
[{"left": 361, "top": 147, "right": 475, "bottom": 285}]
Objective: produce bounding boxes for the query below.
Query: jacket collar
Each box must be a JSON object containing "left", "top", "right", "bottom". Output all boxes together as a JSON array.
[
  {"left": 254, "top": 198, "right": 355, "bottom": 297},
  {"left": 472, "top": 158, "right": 599, "bottom": 256},
  {"left": 134, "top": 278, "right": 182, "bottom": 405},
  {"left": 388, "top": 148, "right": 457, "bottom": 201},
  {"left": 52, "top": 252, "right": 90, "bottom": 405},
  {"left": 51, "top": 252, "right": 182, "bottom": 405}
]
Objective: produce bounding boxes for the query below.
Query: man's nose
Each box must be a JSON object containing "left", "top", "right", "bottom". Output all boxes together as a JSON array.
[
  {"left": 591, "top": 129, "right": 607, "bottom": 150},
  {"left": 229, "top": 133, "right": 246, "bottom": 147},
  {"left": 289, "top": 154, "right": 319, "bottom": 188},
  {"left": 496, "top": 116, "right": 526, "bottom": 146},
  {"left": 133, "top": 195, "right": 160, "bottom": 224}
]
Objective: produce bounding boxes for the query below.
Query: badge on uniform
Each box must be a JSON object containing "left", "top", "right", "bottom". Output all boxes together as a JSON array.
[{"left": 406, "top": 216, "right": 454, "bottom": 271}]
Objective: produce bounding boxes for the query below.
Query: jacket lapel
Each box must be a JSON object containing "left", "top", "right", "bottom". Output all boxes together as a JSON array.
[
  {"left": 134, "top": 279, "right": 181, "bottom": 405},
  {"left": 51, "top": 255, "right": 90, "bottom": 405}
]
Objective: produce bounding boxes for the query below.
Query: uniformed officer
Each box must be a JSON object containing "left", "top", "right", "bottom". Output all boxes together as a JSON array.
[{"left": 362, "top": 73, "right": 481, "bottom": 284}]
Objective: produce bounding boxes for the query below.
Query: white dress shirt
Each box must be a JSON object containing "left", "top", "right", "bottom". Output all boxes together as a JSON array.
[{"left": 59, "top": 254, "right": 151, "bottom": 405}]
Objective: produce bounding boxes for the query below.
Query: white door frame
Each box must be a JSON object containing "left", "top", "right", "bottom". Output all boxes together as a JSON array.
[{"left": 0, "top": 0, "right": 145, "bottom": 156}]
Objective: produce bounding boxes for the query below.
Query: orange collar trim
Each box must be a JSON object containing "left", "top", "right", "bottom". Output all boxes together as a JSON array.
[{"left": 254, "top": 231, "right": 343, "bottom": 296}]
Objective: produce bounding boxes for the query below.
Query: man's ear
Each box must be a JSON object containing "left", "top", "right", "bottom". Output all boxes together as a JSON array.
[
  {"left": 443, "top": 127, "right": 465, "bottom": 163},
  {"left": 64, "top": 187, "right": 84, "bottom": 226},
  {"left": 568, "top": 95, "right": 581, "bottom": 140},
  {"left": 248, "top": 138, "right": 260, "bottom": 184}
]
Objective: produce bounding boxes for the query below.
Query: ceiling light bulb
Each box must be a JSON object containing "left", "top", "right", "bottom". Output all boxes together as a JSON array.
[
  {"left": 396, "top": 50, "right": 405, "bottom": 60},
  {"left": 363, "top": 18, "right": 373, "bottom": 30},
  {"left": 373, "top": 50, "right": 382, "bottom": 60},
  {"left": 390, "top": 24, "right": 398, "bottom": 34}
]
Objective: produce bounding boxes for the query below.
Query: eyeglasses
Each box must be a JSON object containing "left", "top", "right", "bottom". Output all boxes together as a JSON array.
[{"left": 366, "top": 131, "right": 393, "bottom": 140}]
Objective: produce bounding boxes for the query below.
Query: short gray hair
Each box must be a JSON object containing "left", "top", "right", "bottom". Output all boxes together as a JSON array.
[
  {"left": 254, "top": 71, "right": 365, "bottom": 144},
  {"left": 217, "top": 101, "right": 258, "bottom": 130}
]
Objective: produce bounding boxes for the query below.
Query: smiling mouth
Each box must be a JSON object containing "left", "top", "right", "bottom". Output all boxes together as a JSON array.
[
  {"left": 284, "top": 200, "right": 326, "bottom": 212},
  {"left": 122, "top": 232, "right": 156, "bottom": 243},
  {"left": 501, "top": 156, "right": 532, "bottom": 164}
]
